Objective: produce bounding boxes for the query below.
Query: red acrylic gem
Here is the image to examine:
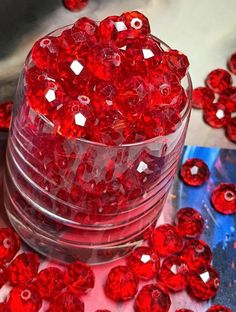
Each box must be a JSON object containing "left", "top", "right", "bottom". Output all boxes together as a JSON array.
[
  {"left": 105, "top": 265, "right": 138, "bottom": 301},
  {"left": 0, "top": 266, "right": 7, "bottom": 288},
  {"left": 211, "top": 183, "right": 236, "bottom": 215},
  {"left": 175, "top": 207, "right": 204, "bottom": 238},
  {"left": 8, "top": 252, "right": 40, "bottom": 286},
  {"left": 205, "top": 69, "right": 232, "bottom": 93},
  {"left": 192, "top": 87, "right": 215, "bottom": 109},
  {"left": 227, "top": 52, "right": 236, "bottom": 74},
  {"left": 226, "top": 117, "right": 236, "bottom": 142},
  {"left": 63, "top": 0, "right": 88, "bottom": 12},
  {"left": 0, "top": 228, "right": 20, "bottom": 264},
  {"left": 150, "top": 224, "right": 183, "bottom": 257},
  {"left": 203, "top": 103, "right": 231, "bottom": 128},
  {"left": 64, "top": 261, "right": 95, "bottom": 295},
  {"left": 7, "top": 285, "right": 42, "bottom": 312},
  {"left": 180, "top": 158, "right": 210, "bottom": 186},
  {"left": 121, "top": 11, "right": 151, "bottom": 38},
  {"left": 162, "top": 49, "right": 190, "bottom": 79},
  {"left": 134, "top": 284, "right": 171, "bottom": 312},
  {"left": 127, "top": 246, "right": 160, "bottom": 280},
  {"left": 180, "top": 239, "right": 213, "bottom": 271},
  {"left": 188, "top": 265, "right": 220, "bottom": 300},
  {"left": 34, "top": 267, "right": 66, "bottom": 300},
  {"left": 0, "top": 101, "right": 13, "bottom": 129},
  {"left": 206, "top": 305, "right": 232, "bottom": 312},
  {"left": 49, "top": 292, "right": 84, "bottom": 312},
  {"left": 218, "top": 87, "right": 236, "bottom": 112}
]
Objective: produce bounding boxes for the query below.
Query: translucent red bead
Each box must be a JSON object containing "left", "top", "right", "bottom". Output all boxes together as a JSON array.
[
  {"left": 0, "top": 228, "right": 20, "bottom": 264},
  {"left": 0, "top": 101, "right": 13, "bottom": 130},
  {"left": 49, "top": 292, "right": 84, "bottom": 312},
  {"left": 205, "top": 69, "right": 233, "bottom": 93},
  {"left": 63, "top": 0, "right": 88, "bottom": 12},
  {"left": 192, "top": 87, "right": 214, "bottom": 109},
  {"left": 226, "top": 117, "right": 236, "bottom": 142},
  {"left": 162, "top": 49, "right": 190, "bottom": 79},
  {"left": 203, "top": 103, "right": 231, "bottom": 128},
  {"left": 227, "top": 52, "right": 236, "bottom": 74},
  {"left": 218, "top": 87, "right": 236, "bottom": 112},
  {"left": 206, "top": 305, "right": 232, "bottom": 312},
  {"left": 211, "top": 183, "right": 236, "bottom": 214},
  {"left": 180, "top": 158, "right": 210, "bottom": 186}
]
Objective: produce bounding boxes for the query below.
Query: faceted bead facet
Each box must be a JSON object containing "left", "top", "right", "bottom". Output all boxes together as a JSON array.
[
  {"left": 0, "top": 228, "right": 20, "bottom": 264},
  {"left": 162, "top": 49, "right": 190, "bottom": 79},
  {"left": 175, "top": 207, "right": 204, "bottom": 238},
  {"left": 206, "top": 305, "right": 232, "bottom": 312},
  {"left": 218, "top": 87, "right": 236, "bottom": 112},
  {"left": 105, "top": 265, "right": 138, "bottom": 301},
  {"left": 211, "top": 183, "right": 236, "bottom": 215},
  {"left": 49, "top": 292, "right": 84, "bottom": 312},
  {"left": 203, "top": 103, "right": 231, "bottom": 128},
  {"left": 227, "top": 52, "right": 236, "bottom": 74},
  {"left": 226, "top": 117, "right": 236, "bottom": 142},
  {"left": 205, "top": 69, "right": 232, "bottom": 93},
  {"left": 63, "top": 0, "right": 88, "bottom": 12},
  {"left": 134, "top": 284, "right": 171, "bottom": 312},
  {"left": 192, "top": 87, "right": 215, "bottom": 109},
  {"left": 150, "top": 224, "right": 183, "bottom": 257},
  {"left": 180, "top": 158, "right": 210, "bottom": 186}
]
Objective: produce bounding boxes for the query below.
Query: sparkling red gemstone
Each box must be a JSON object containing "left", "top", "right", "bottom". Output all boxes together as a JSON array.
[
  {"left": 203, "top": 103, "right": 231, "bottom": 128},
  {"left": 206, "top": 305, "right": 232, "bottom": 312},
  {"left": 63, "top": 0, "right": 88, "bottom": 12},
  {"left": 226, "top": 117, "right": 236, "bottom": 142},
  {"left": 0, "top": 228, "right": 20, "bottom": 264},
  {"left": 49, "top": 292, "right": 84, "bottom": 312},
  {"left": 192, "top": 87, "right": 215, "bottom": 109},
  {"left": 180, "top": 158, "right": 210, "bottom": 186},
  {"left": 175, "top": 207, "right": 204, "bottom": 238},
  {"left": 161, "top": 49, "right": 190, "bottom": 79},
  {"left": 180, "top": 239, "right": 213, "bottom": 271},
  {"left": 0, "top": 101, "right": 13, "bottom": 129},
  {"left": 121, "top": 11, "right": 151, "bottom": 38},
  {"left": 8, "top": 252, "right": 40, "bottom": 286},
  {"left": 134, "top": 284, "right": 171, "bottom": 312},
  {"left": 227, "top": 52, "right": 236, "bottom": 74},
  {"left": 105, "top": 265, "right": 138, "bottom": 301},
  {"left": 127, "top": 246, "right": 160, "bottom": 280},
  {"left": 150, "top": 224, "right": 183, "bottom": 257},
  {"left": 205, "top": 69, "right": 232, "bottom": 93},
  {"left": 211, "top": 183, "right": 236, "bottom": 215},
  {"left": 188, "top": 265, "right": 220, "bottom": 300}
]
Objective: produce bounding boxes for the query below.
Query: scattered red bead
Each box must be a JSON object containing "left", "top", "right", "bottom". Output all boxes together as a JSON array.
[
  {"left": 192, "top": 87, "right": 215, "bottom": 109},
  {"left": 206, "top": 305, "right": 232, "bottom": 312},
  {"left": 203, "top": 103, "right": 231, "bottom": 128},
  {"left": 226, "top": 116, "right": 236, "bottom": 142},
  {"left": 227, "top": 52, "right": 236, "bottom": 74},
  {"left": 211, "top": 183, "right": 236, "bottom": 214},
  {"left": 0, "top": 228, "right": 20, "bottom": 264},
  {"left": 49, "top": 292, "right": 84, "bottom": 312},
  {"left": 180, "top": 158, "right": 210, "bottom": 186},
  {"left": 63, "top": 0, "right": 88, "bottom": 12},
  {"left": 0, "top": 101, "right": 13, "bottom": 130},
  {"left": 105, "top": 265, "right": 138, "bottom": 301},
  {"left": 205, "top": 69, "right": 232, "bottom": 93}
]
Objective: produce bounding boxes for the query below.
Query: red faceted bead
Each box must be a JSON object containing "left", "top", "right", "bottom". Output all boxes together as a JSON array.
[
  {"left": 49, "top": 292, "right": 84, "bottom": 312},
  {"left": 204, "top": 103, "right": 231, "bottom": 128},
  {"left": 0, "top": 101, "right": 13, "bottom": 129},
  {"left": 188, "top": 265, "right": 220, "bottom": 300},
  {"left": 158, "top": 256, "right": 189, "bottom": 292},
  {"left": 127, "top": 246, "right": 160, "bottom": 280},
  {"left": 162, "top": 49, "right": 189, "bottom": 79},
  {"left": 175, "top": 207, "right": 204, "bottom": 238},
  {"left": 105, "top": 265, "right": 138, "bottom": 301},
  {"left": 150, "top": 224, "right": 183, "bottom": 257},
  {"left": 180, "top": 239, "right": 213, "bottom": 271},
  {"left": 64, "top": 261, "right": 95, "bottom": 295},
  {"left": 211, "top": 183, "right": 236, "bottom": 215},
  {"left": 180, "top": 158, "right": 210, "bottom": 186},
  {"left": 7, "top": 285, "right": 42, "bottom": 312},
  {"left": 63, "top": 0, "right": 88, "bottom": 12},
  {"left": 134, "top": 284, "right": 171, "bottom": 312},
  {"left": 226, "top": 117, "right": 236, "bottom": 142},
  {"left": 34, "top": 267, "right": 66, "bottom": 300},
  {"left": 0, "top": 228, "right": 20, "bottom": 264},
  {"left": 205, "top": 69, "right": 232, "bottom": 93},
  {"left": 227, "top": 52, "right": 236, "bottom": 74},
  {"left": 218, "top": 87, "right": 236, "bottom": 112},
  {"left": 206, "top": 305, "right": 232, "bottom": 312},
  {"left": 0, "top": 266, "right": 7, "bottom": 288},
  {"left": 192, "top": 87, "right": 215, "bottom": 109},
  {"left": 8, "top": 252, "right": 40, "bottom": 286},
  {"left": 121, "top": 11, "right": 151, "bottom": 38}
]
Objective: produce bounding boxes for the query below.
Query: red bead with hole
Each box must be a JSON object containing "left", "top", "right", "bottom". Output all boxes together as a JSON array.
[
  {"left": 63, "top": 0, "right": 88, "bottom": 12},
  {"left": 175, "top": 207, "right": 204, "bottom": 238},
  {"left": 204, "top": 103, "right": 231, "bottom": 128},
  {"left": 180, "top": 158, "right": 210, "bottom": 186},
  {"left": 105, "top": 265, "right": 138, "bottom": 301},
  {"left": 121, "top": 11, "right": 151, "bottom": 38},
  {"left": 226, "top": 117, "right": 236, "bottom": 142},
  {"left": 0, "top": 228, "right": 20, "bottom": 264},
  {"left": 161, "top": 49, "right": 190, "bottom": 79},
  {"left": 227, "top": 52, "right": 236, "bottom": 74},
  {"left": 206, "top": 305, "right": 232, "bottom": 312},
  {"left": 134, "top": 284, "right": 171, "bottom": 312},
  {"left": 205, "top": 69, "right": 233, "bottom": 93},
  {"left": 192, "top": 87, "right": 215, "bottom": 109},
  {"left": 49, "top": 292, "right": 84, "bottom": 312},
  {"left": 150, "top": 224, "right": 183, "bottom": 257},
  {"left": 211, "top": 183, "right": 236, "bottom": 215},
  {"left": 0, "top": 101, "right": 13, "bottom": 129}
]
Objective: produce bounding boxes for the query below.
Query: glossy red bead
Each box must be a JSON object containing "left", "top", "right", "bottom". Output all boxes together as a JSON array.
[
  {"left": 180, "top": 158, "right": 210, "bottom": 186},
  {"left": 134, "top": 284, "right": 171, "bottom": 312},
  {"left": 162, "top": 49, "right": 190, "bottom": 79},
  {"left": 7, "top": 285, "right": 42, "bottom": 312},
  {"left": 205, "top": 69, "right": 232, "bottom": 93},
  {"left": 0, "top": 228, "right": 20, "bottom": 264},
  {"left": 204, "top": 103, "right": 231, "bottom": 128},
  {"left": 175, "top": 207, "right": 204, "bottom": 238},
  {"left": 63, "top": 0, "right": 88, "bottom": 12},
  {"left": 227, "top": 52, "right": 236, "bottom": 74},
  {"left": 211, "top": 183, "right": 236, "bottom": 214},
  {"left": 218, "top": 87, "right": 236, "bottom": 112},
  {"left": 226, "top": 117, "right": 236, "bottom": 142},
  {"left": 150, "top": 224, "right": 183, "bottom": 257},
  {"left": 192, "top": 87, "right": 215, "bottom": 109},
  {"left": 180, "top": 239, "right": 213, "bottom": 271},
  {"left": 188, "top": 265, "right": 220, "bottom": 300},
  {"left": 64, "top": 261, "right": 95, "bottom": 295},
  {"left": 105, "top": 265, "right": 138, "bottom": 301},
  {"left": 0, "top": 101, "right": 13, "bottom": 129},
  {"left": 121, "top": 11, "right": 151, "bottom": 38},
  {"left": 8, "top": 252, "right": 40, "bottom": 286},
  {"left": 49, "top": 292, "right": 84, "bottom": 312},
  {"left": 127, "top": 246, "right": 160, "bottom": 280},
  {"left": 206, "top": 305, "right": 232, "bottom": 312}
]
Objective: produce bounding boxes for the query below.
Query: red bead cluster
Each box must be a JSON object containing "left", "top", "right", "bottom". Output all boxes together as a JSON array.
[
  {"left": 192, "top": 52, "right": 236, "bottom": 143},
  {"left": 27, "top": 12, "right": 189, "bottom": 146},
  {"left": 0, "top": 101, "right": 13, "bottom": 130}
]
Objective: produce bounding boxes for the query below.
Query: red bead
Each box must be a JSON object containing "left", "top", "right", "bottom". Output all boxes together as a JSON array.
[
  {"left": 211, "top": 183, "right": 236, "bottom": 215},
  {"left": 49, "top": 292, "right": 84, "bottom": 312},
  {"left": 180, "top": 158, "right": 210, "bottom": 186},
  {"left": 7, "top": 285, "right": 42, "bottom": 312},
  {"left": 205, "top": 69, "right": 232, "bottom": 93},
  {"left": 180, "top": 239, "right": 213, "bottom": 271},
  {"left": 218, "top": 87, "right": 236, "bottom": 112},
  {"left": 206, "top": 305, "right": 232, "bottom": 312},
  {"left": 0, "top": 228, "right": 20, "bottom": 264},
  {"left": 34, "top": 267, "right": 66, "bottom": 300},
  {"left": 188, "top": 265, "right": 220, "bottom": 300},
  {"left": 0, "top": 266, "right": 7, "bottom": 288},
  {"left": 158, "top": 256, "right": 189, "bottom": 292},
  {"left": 134, "top": 284, "right": 171, "bottom": 312},
  {"left": 203, "top": 103, "right": 231, "bottom": 128},
  {"left": 175, "top": 207, "right": 204, "bottom": 238},
  {"left": 127, "top": 246, "right": 160, "bottom": 280},
  {"left": 226, "top": 117, "right": 236, "bottom": 142},
  {"left": 64, "top": 261, "right": 95, "bottom": 295},
  {"left": 150, "top": 224, "right": 183, "bottom": 257},
  {"left": 227, "top": 52, "right": 236, "bottom": 74},
  {"left": 0, "top": 101, "right": 13, "bottom": 129},
  {"left": 73, "top": 17, "right": 97, "bottom": 35},
  {"left": 121, "top": 11, "right": 151, "bottom": 38},
  {"left": 162, "top": 49, "right": 190, "bottom": 79},
  {"left": 105, "top": 265, "right": 138, "bottom": 301},
  {"left": 8, "top": 252, "right": 40, "bottom": 286},
  {"left": 192, "top": 87, "right": 215, "bottom": 109},
  {"left": 63, "top": 0, "right": 88, "bottom": 12}
]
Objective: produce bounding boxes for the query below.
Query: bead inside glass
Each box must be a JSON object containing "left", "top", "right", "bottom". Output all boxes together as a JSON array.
[{"left": 4, "top": 25, "right": 192, "bottom": 264}]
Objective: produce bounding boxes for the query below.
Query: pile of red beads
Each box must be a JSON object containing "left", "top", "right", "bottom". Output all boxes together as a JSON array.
[{"left": 27, "top": 11, "right": 189, "bottom": 146}]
